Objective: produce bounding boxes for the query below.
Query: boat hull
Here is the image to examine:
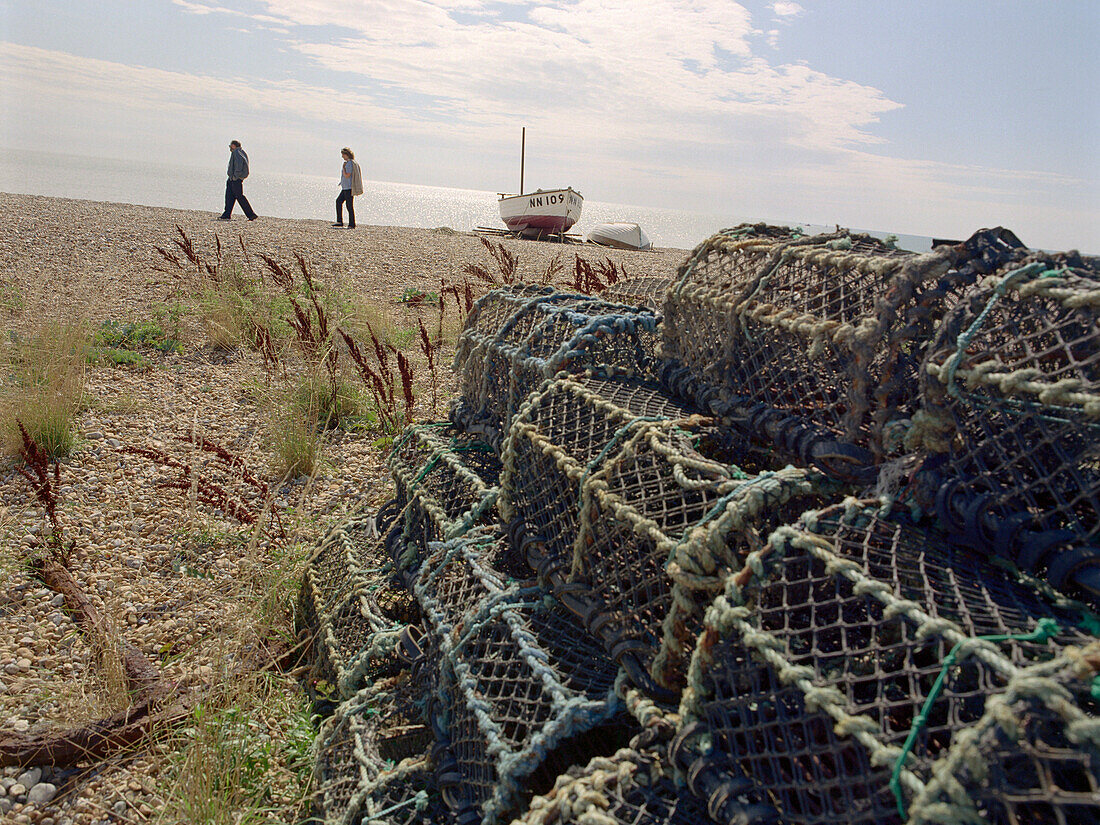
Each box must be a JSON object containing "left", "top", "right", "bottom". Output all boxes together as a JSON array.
[
  {"left": 499, "top": 188, "right": 583, "bottom": 235},
  {"left": 586, "top": 221, "right": 652, "bottom": 250}
]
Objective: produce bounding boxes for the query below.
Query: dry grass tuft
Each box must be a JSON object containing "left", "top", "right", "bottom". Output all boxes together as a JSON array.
[{"left": 0, "top": 318, "right": 89, "bottom": 458}]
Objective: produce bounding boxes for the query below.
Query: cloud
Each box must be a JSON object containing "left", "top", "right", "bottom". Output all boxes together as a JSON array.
[
  {"left": 770, "top": 1, "right": 804, "bottom": 18},
  {"left": 200, "top": 0, "right": 899, "bottom": 155}
]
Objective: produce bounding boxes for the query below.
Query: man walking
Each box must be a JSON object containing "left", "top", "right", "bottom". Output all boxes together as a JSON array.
[{"left": 218, "top": 140, "right": 258, "bottom": 221}]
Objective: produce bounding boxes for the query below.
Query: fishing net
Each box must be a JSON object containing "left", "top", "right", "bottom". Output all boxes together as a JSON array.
[
  {"left": 414, "top": 527, "right": 629, "bottom": 824},
  {"left": 911, "top": 255, "right": 1100, "bottom": 602},
  {"left": 312, "top": 671, "right": 446, "bottom": 825},
  {"left": 661, "top": 224, "right": 1027, "bottom": 479},
  {"left": 452, "top": 284, "right": 661, "bottom": 446},
  {"left": 680, "top": 500, "right": 1100, "bottom": 825},
  {"left": 387, "top": 422, "right": 501, "bottom": 585},
  {"left": 500, "top": 371, "right": 835, "bottom": 695},
  {"left": 603, "top": 275, "right": 673, "bottom": 309},
  {"left": 299, "top": 507, "right": 422, "bottom": 698}
]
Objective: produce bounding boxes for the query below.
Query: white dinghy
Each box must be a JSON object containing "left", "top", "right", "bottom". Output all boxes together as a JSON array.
[{"left": 586, "top": 221, "right": 652, "bottom": 250}]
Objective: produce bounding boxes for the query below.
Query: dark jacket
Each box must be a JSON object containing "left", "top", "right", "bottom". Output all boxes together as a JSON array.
[{"left": 227, "top": 148, "right": 249, "bottom": 181}]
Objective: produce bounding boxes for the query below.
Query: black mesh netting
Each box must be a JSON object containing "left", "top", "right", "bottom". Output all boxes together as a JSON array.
[
  {"left": 387, "top": 422, "right": 501, "bottom": 584},
  {"left": 413, "top": 527, "right": 630, "bottom": 824},
  {"left": 501, "top": 371, "right": 835, "bottom": 694},
  {"left": 452, "top": 284, "right": 661, "bottom": 445},
  {"left": 660, "top": 224, "right": 1028, "bottom": 478},
  {"left": 681, "top": 501, "right": 1100, "bottom": 825},
  {"left": 913, "top": 254, "right": 1100, "bottom": 603}
]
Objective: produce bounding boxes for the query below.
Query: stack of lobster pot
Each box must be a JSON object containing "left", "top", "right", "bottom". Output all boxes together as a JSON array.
[
  {"left": 303, "top": 227, "right": 1100, "bottom": 825},
  {"left": 910, "top": 251, "right": 1100, "bottom": 606},
  {"left": 500, "top": 369, "right": 837, "bottom": 697},
  {"left": 660, "top": 223, "right": 1027, "bottom": 481},
  {"left": 678, "top": 500, "right": 1100, "bottom": 825}
]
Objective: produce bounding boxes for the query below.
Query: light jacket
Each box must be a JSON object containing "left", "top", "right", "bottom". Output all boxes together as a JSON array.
[
  {"left": 227, "top": 148, "right": 249, "bottom": 181},
  {"left": 350, "top": 160, "right": 364, "bottom": 196}
]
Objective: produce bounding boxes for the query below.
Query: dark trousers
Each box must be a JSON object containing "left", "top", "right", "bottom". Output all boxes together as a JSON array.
[
  {"left": 221, "top": 178, "right": 256, "bottom": 219},
  {"left": 336, "top": 189, "right": 355, "bottom": 227}
]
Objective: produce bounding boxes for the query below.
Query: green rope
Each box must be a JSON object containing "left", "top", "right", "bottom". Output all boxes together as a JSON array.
[
  {"left": 664, "top": 471, "right": 763, "bottom": 565},
  {"left": 942, "top": 263, "right": 1064, "bottom": 402},
  {"left": 989, "top": 555, "right": 1100, "bottom": 638},
  {"left": 945, "top": 380, "right": 1100, "bottom": 429},
  {"left": 889, "top": 617, "right": 1061, "bottom": 818}
]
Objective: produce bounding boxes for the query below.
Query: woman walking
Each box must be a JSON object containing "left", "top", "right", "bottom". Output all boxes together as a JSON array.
[{"left": 334, "top": 147, "right": 363, "bottom": 228}]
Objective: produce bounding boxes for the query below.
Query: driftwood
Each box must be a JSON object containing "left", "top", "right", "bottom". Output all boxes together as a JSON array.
[
  {"left": 1, "top": 427, "right": 297, "bottom": 769},
  {"left": 0, "top": 689, "right": 191, "bottom": 767},
  {"left": 37, "top": 558, "right": 162, "bottom": 694},
  {"left": 0, "top": 555, "right": 177, "bottom": 768}
]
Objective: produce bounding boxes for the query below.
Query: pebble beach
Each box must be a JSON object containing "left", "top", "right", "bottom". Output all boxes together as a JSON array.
[{"left": 0, "top": 192, "right": 689, "bottom": 824}]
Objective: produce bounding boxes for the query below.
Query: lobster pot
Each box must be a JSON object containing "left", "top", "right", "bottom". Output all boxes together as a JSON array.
[
  {"left": 517, "top": 747, "right": 719, "bottom": 825},
  {"left": 414, "top": 530, "right": 626, "bottom": 825},
  {"left": 501, "top": 372, "right": 705, "bottom": 582},
  {"left": 387, "top": 423, "right": 501, "bottom": 582},
  {"left": 662, "top": 224, "right": 1025, "bottom": 477},
  {"left": 300, "top": 507, "right": 397, "bottom": 626},
  {"left": 603, "top": 275, "right": 673, "bottom": 309},
  {"left": 502, "top": 372, "right": 825, "bottom": 691},
  {"left": 452, "top": 284, "right": 661, "bottom": 446},
  {"left": 312, "top": 674, "right": 442, "bottom": 825},
  {"left": 299, "top": 509, "right": 422, "bottom": 698},
  {"left": 681, "top": 502, "right": 1094, "bottom": 825},
  {"left": 915, "top": 260, "right": 1100, "bottom": 600}
]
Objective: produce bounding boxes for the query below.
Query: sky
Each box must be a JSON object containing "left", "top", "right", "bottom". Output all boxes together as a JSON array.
[{"left": 0, "top": 0, "right": 1097, "bottom": 250}]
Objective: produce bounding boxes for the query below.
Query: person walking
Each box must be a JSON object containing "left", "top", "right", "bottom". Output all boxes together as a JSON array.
[
  {"left": 333, "top": 147, "right": 363, "bottom": 228},
  {"left": 218, "top": 140, "right": 258, "bottom": 221}
]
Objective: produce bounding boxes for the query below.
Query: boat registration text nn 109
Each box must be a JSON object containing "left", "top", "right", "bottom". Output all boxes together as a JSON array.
[{"left": 528, "top": 192, "right": 582, "bottom": 209}]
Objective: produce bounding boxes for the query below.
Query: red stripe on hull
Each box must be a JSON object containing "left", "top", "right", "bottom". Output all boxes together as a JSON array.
[{"left": 502, "top": 215, "right": 575, "bottom": 233}]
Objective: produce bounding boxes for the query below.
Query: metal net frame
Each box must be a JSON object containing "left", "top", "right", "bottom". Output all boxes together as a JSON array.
[
  {"left": 414, "top": 528, "right": 627, "bottom": 825},
  {"left": 911, "top": 256, "right": 1100, "bottom": 602},
  {"left": 312, "top": 671, "right": 446, "bottom": 825},
  {"left": 500, "top": 371, "right": 835, "bottom": 696},
  {"left": 299, "top": 508, "right": 421, "bottom": 698},
  {"left": 452, "top": 284, "right": 661, "bottom": 446},
  {"left": 679, "top": 500, "right": 1099, "bottom": 825},
  {"left": 661, "top": 224, "right": 1027, "bottom": 478},
  {"left": 387, "top": 422, "right": 501, "bottom": 585},
  {"left": 603, "top": 275, "right": 674, "bottom": 309}
]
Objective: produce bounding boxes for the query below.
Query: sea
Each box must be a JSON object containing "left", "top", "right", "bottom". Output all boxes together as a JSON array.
[{"left": 0, "top": 148, "right": 935, "bottom": 252}]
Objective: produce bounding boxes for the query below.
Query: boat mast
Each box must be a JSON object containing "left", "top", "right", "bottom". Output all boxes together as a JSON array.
[{"left": 520, "top": 127, "right": 525, "bottom": 196}]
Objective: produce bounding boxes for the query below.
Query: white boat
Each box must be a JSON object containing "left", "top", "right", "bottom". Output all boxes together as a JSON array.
[
  {"left": 498, "top": 187, "right": 584, "bottom": 236},
  {"left": 586, "top": 221, "right": 652, "bottom": 250}
]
